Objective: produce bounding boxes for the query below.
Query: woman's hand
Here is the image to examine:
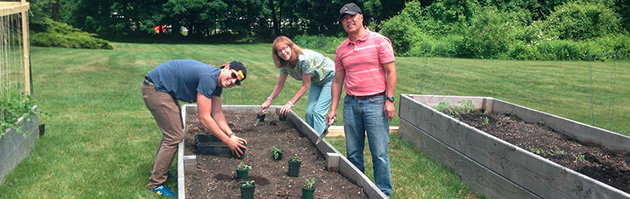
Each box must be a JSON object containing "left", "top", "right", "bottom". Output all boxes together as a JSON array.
[{"left": 279, "top": 102, "right": 293, "bottom": 116}]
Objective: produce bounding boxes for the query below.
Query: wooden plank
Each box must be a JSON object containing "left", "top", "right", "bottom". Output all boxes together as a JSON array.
[
  {"left": 22, "top": 8, "right": 29, "bottom": 95},
  {"left": 326, "top": 126, "right": 399, "bottom": 137},
  {"left": 399, "top": 120, "right": 539, "bottom": 199},
  {"left": 400, "top": 95, "right": 630, "bottom": 199},
  {"left": 0, "top": 2, "right": 28, "bottom": 16}
]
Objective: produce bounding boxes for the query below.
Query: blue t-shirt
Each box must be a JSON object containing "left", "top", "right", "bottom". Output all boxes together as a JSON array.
[{"left": 148, "top": 60, "right": 222, "bottom": 102}]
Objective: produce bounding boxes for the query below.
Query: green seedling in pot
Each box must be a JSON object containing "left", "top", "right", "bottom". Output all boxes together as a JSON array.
[
  {"left": 241, "top": 180, "right": 255, "bottom": 187},
  {"left": 304, "top": 177, "right": 315, "bottom": 189},
  {"left": 237, "top": 161, "right": 252, "bottom": 170},
  {"left": 271, "top": 146, "right": 283, "bottom": 160},
  {"left": 289, "top": 156, "right": 301, "bottom": 162}
]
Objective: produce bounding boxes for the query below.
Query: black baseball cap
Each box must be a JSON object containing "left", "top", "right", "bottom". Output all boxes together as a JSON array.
[
  {"left": 339, "top": 3, "right": 362, "bottom": 20},
  {"left": 229, "top": 61, "right": 247, "bottom": 81}
]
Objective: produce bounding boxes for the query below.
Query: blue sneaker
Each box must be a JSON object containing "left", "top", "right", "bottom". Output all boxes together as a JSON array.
[{"left": 152, "top": 185, "right": 176, "bottom": 197}]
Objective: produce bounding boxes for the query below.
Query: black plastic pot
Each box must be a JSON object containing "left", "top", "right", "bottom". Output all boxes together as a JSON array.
[
  {"left": 239, "top": 181, "right": 255, "bottom": 199},
  {"left": 272, "top": 151, "right": 283, "bottom": 161},
  {"left": 302, "top": 187, "right": 315, "bottom": 199},
  {"left": 288, "top": 159, "right": 302, "bottom": 177},
  {"left": 236, "top": 168, "right": 249, "bottom": 180}
]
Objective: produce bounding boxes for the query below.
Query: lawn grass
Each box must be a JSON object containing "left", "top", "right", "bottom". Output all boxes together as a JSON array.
[{"left": 0, "top": 42, "right": 627, "bottom": 198}]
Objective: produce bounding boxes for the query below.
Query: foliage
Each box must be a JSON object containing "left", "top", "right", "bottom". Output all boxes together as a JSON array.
[
  {"left": 378, "top": 0, "right": 630, "bottom": 60},
  {"left": 293, "top": 35, "right": 346, "bottom": 54},
  {"left": 271, "top": 146, "right": 283, "bottom": 160},
  {"left": 304, "top": 177, "right": 315, "bottom": 189},
  {"left": 240, "top": 180, "right": 255, "bottom": 187},
  {"left": 289, "top": 156, "right": 301, "bottom": 162},
  {"left": 433, "top": 100, "right": 474, "bottom": 116},
  {"left": 543, "top": 1, "right": 622, "bottom": 41},
  {"left": 237, "top": 161, "right": 252, "bottom": 171},
  {"left": 481, "top": 117, "right": 489, "bottom": 125},
  {"left": 0, "top": 84, "right": 36, "bottom": 137},
  {"left": 31, "top": 19, "right": 113, "bottom": 49}
]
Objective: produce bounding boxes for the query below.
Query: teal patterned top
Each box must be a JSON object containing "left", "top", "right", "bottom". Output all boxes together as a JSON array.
[{"left": 280, "top": 49, "right": 335, "bottom": 86}]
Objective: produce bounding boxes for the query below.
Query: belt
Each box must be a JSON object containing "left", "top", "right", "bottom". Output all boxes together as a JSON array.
[
  {"left": 143, "top": 75, "right": 153, "bottom": 86},
  {"left": 347, "top": 92, "right": 385, "bottom": 100}
]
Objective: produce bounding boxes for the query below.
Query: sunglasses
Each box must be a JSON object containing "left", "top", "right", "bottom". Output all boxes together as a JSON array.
[{"left": 231, "top": 72, "right": 241, "bottom": 85}]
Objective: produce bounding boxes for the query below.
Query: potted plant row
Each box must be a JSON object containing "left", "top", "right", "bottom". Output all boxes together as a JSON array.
[{"left": 236, "top": 161, "right": 252, "bottom": 180}]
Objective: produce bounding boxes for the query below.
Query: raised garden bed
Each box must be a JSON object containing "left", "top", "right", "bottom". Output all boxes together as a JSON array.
[
  {"left": 177, "top": 105, "right": 388, "bottom": 199},
  {"left": 399, "top": 95, "right": 630, "bottom": 199},
  {"left": 0, "top": 106, "right": 39, "bottom": 185}
]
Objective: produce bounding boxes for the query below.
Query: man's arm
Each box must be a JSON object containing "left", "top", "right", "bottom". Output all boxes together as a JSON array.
[
  {"left": 327, "top": 70, "right": 345, "bottom": 124},
  {"left": 197, "top": 92, "right": 247, "bottom": 157},
  {"left": 383, "top": 61, "right": 397, "bottom": 120}
]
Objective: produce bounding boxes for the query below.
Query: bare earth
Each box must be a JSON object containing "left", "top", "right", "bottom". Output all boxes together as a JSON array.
[
  {"left": 183, "top": 111, "right": 366, "bottom": 199},
  {"left": 455, "top": 111, "right": 630, "bottom": 193}
]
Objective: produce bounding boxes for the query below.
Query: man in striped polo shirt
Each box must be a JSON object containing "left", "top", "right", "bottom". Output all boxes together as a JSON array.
[{"left": 327, "top": 3, "right": 396, "bottom": 197}]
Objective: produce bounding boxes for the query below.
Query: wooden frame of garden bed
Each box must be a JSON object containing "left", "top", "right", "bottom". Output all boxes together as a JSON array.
[
  {"left": 399, "top": 94, "right": 630, "bottom": 199},
  {"left": 0, "top": 106, "right": 39, "bottom": 185},
  {"left": 177, "top": 104, "right": 388, "bottom": 199}
]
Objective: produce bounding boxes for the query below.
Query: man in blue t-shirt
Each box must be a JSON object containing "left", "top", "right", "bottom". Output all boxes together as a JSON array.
[{"left": 142, "top": 60, "right": 248, "bottom": 197}]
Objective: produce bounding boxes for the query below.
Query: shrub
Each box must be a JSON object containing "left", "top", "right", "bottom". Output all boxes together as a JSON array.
[
  {"left": 293, "top": 35, "right": 345, "bottom": 54},
  {"left": 543, "top": 1, "right": 622, "bottom": 41},
  {"left": 457, "top": 9, "right": 515, "bottom": 59},
  {"left": 31, "top": 19, "right": 112, "bottom": 49}
]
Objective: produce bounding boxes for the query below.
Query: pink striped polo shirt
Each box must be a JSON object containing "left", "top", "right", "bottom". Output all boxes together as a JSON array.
[{"left": 335, "top": 28, "right": 395, "bottom": 96}]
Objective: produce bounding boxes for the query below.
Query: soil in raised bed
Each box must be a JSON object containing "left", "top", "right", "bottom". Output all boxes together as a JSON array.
[
  {"left": 183, "top": 110, "right": 366, "bottom": 199},
  {"left": 453, "top": 111, "right": 630, "bottom": 193}
]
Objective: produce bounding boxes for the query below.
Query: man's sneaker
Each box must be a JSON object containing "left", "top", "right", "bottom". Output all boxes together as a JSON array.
[{"left": 152, "top": 185, "right": 176, "bottom": 197}]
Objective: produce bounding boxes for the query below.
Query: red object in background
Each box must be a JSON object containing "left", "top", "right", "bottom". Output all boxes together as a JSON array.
[{"left": 154, "top": 25, "right": 166, "bottom": 34}]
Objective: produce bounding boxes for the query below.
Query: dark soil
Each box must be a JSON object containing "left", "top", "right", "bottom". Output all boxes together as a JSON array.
[
  {"left": 455, "top": 111, "right": 630, "bottom": 193},
  {"left": 183, "top": 111, "right": 366, "bottom": 199}
]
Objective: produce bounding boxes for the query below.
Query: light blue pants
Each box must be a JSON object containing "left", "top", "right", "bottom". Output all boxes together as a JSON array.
[
  {"left": 305, "top": 79, "right": 332, "bottom": 134},
  {"left": 343, "top": 95, "right": 392, "bottom": 197}
]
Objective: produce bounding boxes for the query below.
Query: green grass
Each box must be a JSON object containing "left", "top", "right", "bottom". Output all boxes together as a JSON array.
[{"left": 0, "top": 42, "right": 627, "bottom": 198}]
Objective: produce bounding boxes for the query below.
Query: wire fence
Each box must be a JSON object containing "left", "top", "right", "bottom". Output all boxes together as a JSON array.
[
  {"left": 416, "top": 50, "right": 624, "bottom": 134},
  {"left": 0, "top": 10, "right": 25, "bottom": 93}
]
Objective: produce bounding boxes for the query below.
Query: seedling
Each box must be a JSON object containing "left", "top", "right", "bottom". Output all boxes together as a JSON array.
[
  {"left": 573, "top": 154, "right": 587, "bottom": 163},
  {"left": 271, "top": 146, "right": 283, "bottom": 160},
  {"left": 304, "top": 177, "right": 315, "bottom": 189},
  {"left": 289, "top": 156, "right": 302, "bottom": 162},
  {"left": 241, "top": 180, "right": 255, "bottom": 187},
  {"left": 554, "top": 146, "right": 565, "bottom": 155},
  {"left": 237, "top": 161, "right": 252, "bottom": 171},
  {"left": 481, "top": 117, "right": 489, "bottom": 125}
]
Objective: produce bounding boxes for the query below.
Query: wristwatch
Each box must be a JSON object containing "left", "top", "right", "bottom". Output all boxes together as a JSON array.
[
  {"left": 386, "top": 96, "right": 395, "bottom": 102},
  {"left": 227, "top": 132, "right": 235, "bottom": 138}
]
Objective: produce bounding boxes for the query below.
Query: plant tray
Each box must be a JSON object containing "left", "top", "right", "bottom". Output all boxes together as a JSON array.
[
  {"left": 194, "top": 134, "right": 245, "bottom": 158},
  {"left": 399, "top": 94, "right": 630, "bottom": 199}
]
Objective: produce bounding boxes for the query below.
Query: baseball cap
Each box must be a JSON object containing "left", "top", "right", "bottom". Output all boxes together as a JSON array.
[
  {"left": 339, "top": 3, "right": 362, "bottom": 20},
  {"left": 229, "top": 61, "right": 247, "bottom": 81}
]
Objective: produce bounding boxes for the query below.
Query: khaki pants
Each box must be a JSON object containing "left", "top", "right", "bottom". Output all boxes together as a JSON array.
[{"left": 142, "top": 81, "right": 182, "bottom": 189}]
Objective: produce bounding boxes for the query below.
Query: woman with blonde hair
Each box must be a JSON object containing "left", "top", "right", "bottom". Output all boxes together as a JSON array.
[{"left": 260, "top": 36, "right": 335, "bottom": 134}]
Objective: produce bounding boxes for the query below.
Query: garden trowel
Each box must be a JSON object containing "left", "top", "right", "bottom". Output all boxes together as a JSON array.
[
  {"left": 315, "top": 117, "right": 335, "bottom": 145},
  {"left": 253, "top": 111, "right": 266, "bottom": 126}
]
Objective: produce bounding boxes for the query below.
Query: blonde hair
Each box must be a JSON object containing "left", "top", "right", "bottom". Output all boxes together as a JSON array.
[{"left": 272, "top": 36, "right": 303, "bottom": 68}]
